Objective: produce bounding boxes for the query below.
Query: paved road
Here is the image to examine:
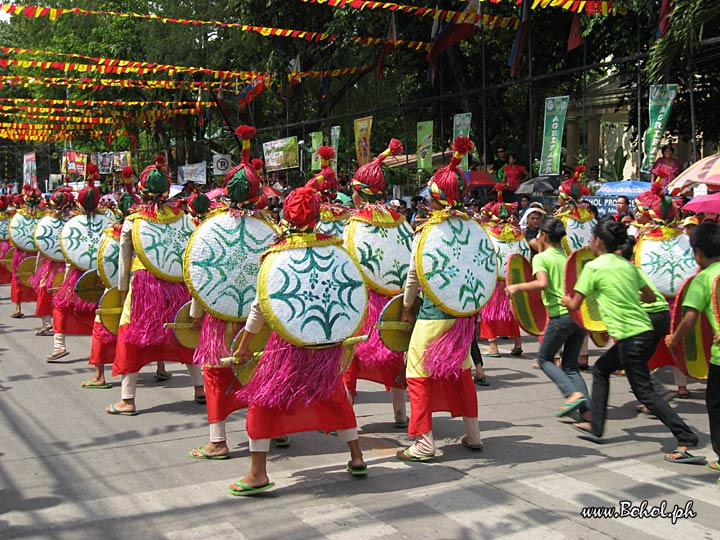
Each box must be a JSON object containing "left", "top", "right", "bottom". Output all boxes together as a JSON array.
[{"left": 0, "top": 283, "right": 717, "bottom": 540}]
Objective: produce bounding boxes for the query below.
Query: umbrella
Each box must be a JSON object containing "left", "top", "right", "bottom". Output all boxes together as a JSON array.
[
  {"left": 682, "top": 192, "right": 720, "bottom": 214},
  {"left": 334, "top": 192, "right": 351, "bottom": 204},
  {"left": 667, "top": 153, "right": 720, "bottom": 195},
  {"left": 515, "top": 175, "right": 559, "bottom": 194},
  {"left": 466, "top": 170, "right": 498, "bottom": 187},
  {"left": 262, "top": 184, "right": 282, "bottom": 198},
  {"left": 595, "top": 180, "right": 651, "bottom": 196},
  {"left": 205, "top": 187, "right": 225, "bottom": 200}
]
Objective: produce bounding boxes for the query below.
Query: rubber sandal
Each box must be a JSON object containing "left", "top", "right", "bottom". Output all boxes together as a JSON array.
[
  {"left": 577, "top": 364, "right": 590, "bottom": 371},
  {"left": 195, "top": 396, "right": 206, "bottom": 404},
  {"left": 154, "top": 372, "right": 172, "bottom": 381},
  {"left": 81, "top": 380, "right": 112, "bottom": 389},
  {"left": 705, "top": 461, "right": 720, "bottom": 474},
  {"left": 484, "top": 352, "right": 501, "bottom": 358},
  {"left": 227, "top": 481, "right": 275, "bottom": 496},
  {"left": 106, "top": 404, "right": 139, "bottom": 416},
  {"left": 35, "top": 327, "right": 53, "bottom": 336},
  {"left": 461, "top": 436, "right": 484, "bottom": 450},
  {"left": 663, "top": 449, "right": 706, "bottom": 464},
  {"left": 189, "top": 447, "right": 230, "bottom": 460},
  {"left": 676, "top": 392, "right": 691, "bottom": 400},
  {"left": 46, "top": 350, "right": 69, "bottom": 361},
  {"left": 474, "top": 377, "right": 490, "bottom": 386},
  {"left": 393, "top": 418, "right": 409, "bottom": 428},
  {"left": 571, "top": 424, "right": 603, "bottom": 443},
  {"left": 10, "top": 312, "right": 24, "bottom": 319},
  {"left": 395, "top": 448, "right": 434, "bottom": 462},
  {"left": 272, "top": 437, "right": 291, "bottom": 448},
  {"left": 346, "top": 461, "right": 369, "bottom": 476},
  {"left": 510, "top": 347, "right": 523, "bottom": 357},
  {"left": 555, "top": 397, "right": 587, "bottom": 418}
]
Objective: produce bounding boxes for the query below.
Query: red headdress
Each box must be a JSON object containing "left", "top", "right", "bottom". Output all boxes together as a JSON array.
[
  {"left": 559, "top": 166, "right": 589, "bottom": 202},
  {"left": 283, "top": 185, "right": 321, "bottom": 231},
  {"left": 635, "top": 181, "right": 678, "bottom": 223},
  {"left": 352, "top": 138, "right": 403, "bottom": 201},
  {"left": 78, "top": 171, "right": 102, "bottom": 212},
  {"left": 138, "top": 155, "right": 171, "bottom": 200},
  {"left": 306, "top": 146, "right": 338, "bottom": 201},
  {"left": 0, "top": 194, "right": 11, "bottom": 211},
  {"left": 428, "top": 137, "right": 472, "bottom": 208},
  {"left": 224, "top": 126, "right": 261, "bottom": 208}
]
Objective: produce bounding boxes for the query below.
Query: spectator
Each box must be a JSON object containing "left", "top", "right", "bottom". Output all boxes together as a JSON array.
[
  {"left": 651, "top": 145, "right": 683, "bottom": 188},
  {"left": 491, "top": 146, "right": 508, "bottom": 175},
  {"left": 613, "top": 196, "right": 630, "bottom": 222},
  {"left": 518, "top": 195, "right": 532, "bottom": 218},
  {"left": 520, "top": 205, "right": 545, "bottom": 257},
  {"left": 398, "top": 200, "right": 407, "bottom": 214},
  {"left": 619, "top": 211, "right": 638, "bottom": 238},
  {"left": 683, "top": 216, "right": 699, "bottom": 237},
  {"left": 499, "top": 152, "right": 530, "bottom": 192}
]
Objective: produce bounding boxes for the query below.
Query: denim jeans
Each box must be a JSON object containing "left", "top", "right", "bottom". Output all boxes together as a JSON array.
[
  {"left": 590, "top": 325, "right": 698, "bottom": 446},
  {"left": 537, "top": 314, "right": 589, "bottom": 399}
]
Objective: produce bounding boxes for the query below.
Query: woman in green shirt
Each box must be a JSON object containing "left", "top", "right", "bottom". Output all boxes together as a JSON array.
[
  {"left": 507, "top": 217, "right": 589, "bottom": 418},
  {"left": 562, "top": 221, "right": 699, "bottom": 460}
]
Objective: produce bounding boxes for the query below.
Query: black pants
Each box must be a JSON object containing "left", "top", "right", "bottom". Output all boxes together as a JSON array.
[
  {"left": 590, "top": 323, "right": 698, "bottom": 446},
  {"left": 707, "top": 363, "right": 720, "bottom": 459},
  {"left": 470, "top": 339, "right": 483, "bottom": 368}
]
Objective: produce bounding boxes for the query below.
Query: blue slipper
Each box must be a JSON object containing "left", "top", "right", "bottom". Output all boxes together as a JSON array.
[
  {"left": 555, "top": 397, "right": 587, "bottom": 418},
  {"left": 106, "top": 404, "right": 139, "bottom": 416},
  {"left": 227, "top": 481, "right": 275, "bottom": 496}
]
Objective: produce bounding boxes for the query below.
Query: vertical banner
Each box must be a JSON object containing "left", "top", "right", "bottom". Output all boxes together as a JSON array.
[
  {"left": 452, "top": 113, "right": 472, "bottom": 171},
  {"left": 641, "top": 84, "right": 679, "bottom": 173},
  {"left": 354, "top": 116, "right": 373, "bottom": 166},
  {"left": 539, "top": 96, "right": 570, "bottom": 176},
  {"left": 310, "top": 131, "right": 324, "bottom": 172},
  {"left": 417, "top": 120, "right": 434, "bottom": 170},
  {"left": 330, "top": 125, "right": 340, "bottom": 173},
  {"left": 23, "top": 152, "right": 36, "bottom": 187}
]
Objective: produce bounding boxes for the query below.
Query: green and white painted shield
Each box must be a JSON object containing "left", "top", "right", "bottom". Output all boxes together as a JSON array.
[
  {"left": 487, "top": 236, "right": 531, "bottom": 281},
  {"left": 561, "top": 216, "right": 597, "bottom": 254},
  {"left": 258, "top": 243, "right": 368, "bottom": 346},
  {"left": 97, "top": 232, "right": 120, "bottom": 289},
  {"left": 417, "top": 217, "right": 497, "bottom": 317},
  {"left": 60, "top": 213, "right": 112, "bottom": 270},
  {"left": 636, "top": 229, "right": 695, "bottom": 298},
  {"left": 34, "top": 215, "right": 71, "bottom": 262},
  {"left": 9, "top": 213, "right": 42, "bottom": 252},
  {"left": 0, "top": 217, "right": 9, "bottom": 241},
  {"left": 344, "top": 220, "right": 414, "bottom": 296},
  {"left": 317, "top": 218, "right": 346, "bottom": 237},
  {"left": 132, "top": 214, "right": 195, "bottom": 282},
  {"left": 184, "top": 213, "right": 276, "bottom": 322}
]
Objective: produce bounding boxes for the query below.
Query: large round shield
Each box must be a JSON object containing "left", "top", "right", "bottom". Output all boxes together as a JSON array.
[
  {"left": 97, "top": 231, "right": 120, "bottom": 290},
  {"left": 74, "top": 270, "right": 105, "bottom": 304},
  {"left": 317, "top": 206, "right": 350, "bottom": 237},
  {"left": 60, "top": 213, "right": 112, "bottom": 271},
  {"left": 344, "top": 218, "right": 414, "bottom": 296},
  {"left": 3, "top": 246, "right": 15, "bottom": 272},
  {"left": 0, "top": 216, "right": 9, "bottom": 241},
  {"left": 257, "top": 243, "right": 367, "bottom": 346},
  {"left": 487, "top": 232, "right": 531, "bottom": 281},
  {"left": 376, "top": 294, "right": 421, "bottom": 352},
  {"left": 560, "top": 215, "right": 597, "bottom": 255},
  {"left": 416, "top": 216, "right": 497, "bottom": 317},
  {"left": 564, "top": 247, "right": 607, "bottom": 333},
  {"left": 34, "top": 215, "right": 71, "bottom": 262},
  {"left": 184, "top": 212, "right": 276, "bottom": 322},
  {"left": 670, "top": 276, "right": 711, "bottom": 380},
  {"left": 506, "top": 253, "right": 548, "bottom": 336},
  {"left": 97, "top": 287, "right": 122, "bottom": 335},
  {"left": 50, "top": 269, "right": 66, "bottom": 293},
  {"left": 132, "top": 213, "right": 195, "bottom": 282},
  {"left": 16, "top": 257, "right": 35, "bottom": 287},
  {"left": 635, "top": 227, "right": 695, "bottom": 298},
  {"left": 9, "top": 212, "right": 42, "bottom": 252}
]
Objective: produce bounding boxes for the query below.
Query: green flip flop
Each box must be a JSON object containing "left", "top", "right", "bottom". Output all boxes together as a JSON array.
[
  {"left": 346, "top": 461, "right": 368, "bottom": 476},
  {"left": 189, "top": 447, "right": 230, "bottom": 460},
  {"left": 227, "top": 481, "right": 275, "bottom": 496},
  {"left": 272, "top": 437, "right": 291, "bottom": 448},
  {"left": 571, "top": 424, "right": 602, "bottom": 443},
  {"left": 46, "top": 350, "right": 69, "bottom": 361},
  {"left": 81, "top": 380, "right": 112, "bottom": 389},
  {"left": 396, "top": 448, "right": 434, "bottom": 462},
  {"left": 663, "top": 449, "right": 706, "bottom": 465},
  {"left": 704, "top": 461, "right": 720, "bottom": 474},
  {"left": 555, "top": 397, "right": 587, "bottom": 418}
]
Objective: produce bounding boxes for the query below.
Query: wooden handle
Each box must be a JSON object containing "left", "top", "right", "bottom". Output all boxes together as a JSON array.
[
  {"left": 343, "top": 335, "right": 369, "bottom": 346},
  {"left": 97, "top": 308, "right": 122, "bottom": 315},
  {"left": 163, "top": 322, "right": 196, "bottom": 329},
  {"left": 376, "top": 322, "right": 412, "bottom": 330}
]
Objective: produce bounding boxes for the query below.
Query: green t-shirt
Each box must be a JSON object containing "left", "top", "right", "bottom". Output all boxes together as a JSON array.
[
  {"left": 574, "top": 253, "right": 653, "bottom": 340},
  {"left": 532, "top": 246, "right": 568, "bottom": 318},
  {"left": 637, "top": 267, "right": 670, "bottom": 314},
  {"left": 682, "top": 261, "right": 720, "bottom": 366}
]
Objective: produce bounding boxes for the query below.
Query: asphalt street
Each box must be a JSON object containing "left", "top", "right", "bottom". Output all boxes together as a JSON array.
[{"left": 0, "top": 283, "right": 717, "bottom": 540}]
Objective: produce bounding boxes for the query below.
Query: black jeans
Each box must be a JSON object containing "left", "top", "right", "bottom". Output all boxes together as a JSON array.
[
  {"left": 590, "top": 324, "right": 698, "bottom": 446},
  {"left": 707, "top": 363, "right": 720, "bottom": 459}
]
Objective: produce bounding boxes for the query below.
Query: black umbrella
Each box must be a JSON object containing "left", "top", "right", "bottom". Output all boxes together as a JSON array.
[{"left": 515, "top": 175, "right": 560, "bottom": 194}]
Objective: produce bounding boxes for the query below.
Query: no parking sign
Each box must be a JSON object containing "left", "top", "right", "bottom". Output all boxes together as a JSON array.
[{"left": 213, "top": 154, "right": 232, "bottom": 176}]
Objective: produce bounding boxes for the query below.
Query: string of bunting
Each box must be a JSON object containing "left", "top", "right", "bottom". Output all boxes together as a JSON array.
[
  {"left": 0, "top": 74, "right": 257, "bottom": 90},
  {"left": 0, "top": 3, "right": 434, "bottom": 50},
  {"left": 0, "top": 104, "right": 205, "bottom": 116},
  {"left": 0, "top": 97, "right": 215, "bottom": 107},
  {"left": 289, "top": 64, "right": 372, "bottom": 83},
  {"left": 1, "top": 108, "right": 204, "bottom": 123}
]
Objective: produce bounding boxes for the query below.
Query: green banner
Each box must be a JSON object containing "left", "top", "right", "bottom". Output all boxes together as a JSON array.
[
  {"left": 417, "top": 120, "right": 433, "bottom": 170},
  {"left": 538, "top": 96, "right": 570, "bottom": 176},
  {"left": 330, "top": 125, "right": 340, "bottom": 173},
  {"left": 452, "top": 113, "right": 472, "bottom": 171},
  {"left": 310, "top": 131, "right": 323, "bottom": 171},
  {"left": 641, "top": 84, "right": 679, "bottom": 173}
]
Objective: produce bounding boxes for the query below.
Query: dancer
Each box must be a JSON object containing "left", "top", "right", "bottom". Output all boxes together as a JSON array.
[
  {"left": 506, "top": 217, "right": 589, "bottom": 418},
  {"left": 666, "top": 221, "right": 720, "bottom": 471},
  {"left": 0, "top": 194, "right": 14, "bottom": 285},
  {"left": 312, "top": 147, "right": 351, "bottom": 237},
  {"left": 342, "top": 139, "right": 410, "bottom": 427},
  {"left": 8, "top": 186, "right": 43, "bottom": 318},
  {"left": 397, "top": 138, "right": 488, "bottom": 461},
  {"left": 108, "top": 156, "right": 202, "bottom": 415},
  {"left": 562, "top": 221, "right": 700, "bottom": 460},
  {"left": 230, "top": 185, "right": 368, "bottom": 495}
]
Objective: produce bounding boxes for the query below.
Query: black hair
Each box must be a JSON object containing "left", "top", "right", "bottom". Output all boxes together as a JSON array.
[
  {"left": 616, "top": 196, "right": 630, "bottom": 205},
  {"left": 690, "top": 221, "right": 720, "bottom": 258},
  {"left": 661, "top": 145, "right": 674, "bottom": 154},
  {"left": 592, "top": 220, "right": 628, "bottom": 252},
  {"left": 539, "top": 216, "right": 566, "bottom": 244},
  {"left": 618, "top": 236, "right": 636, "bottom": 261},
  {"left": 586, "top": 203, "right": 598, "bottom": 218}
]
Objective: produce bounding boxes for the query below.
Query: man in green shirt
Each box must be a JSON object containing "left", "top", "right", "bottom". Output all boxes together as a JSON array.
[{"left": 666, "top": 221, "right": 720, "bottom": 477}]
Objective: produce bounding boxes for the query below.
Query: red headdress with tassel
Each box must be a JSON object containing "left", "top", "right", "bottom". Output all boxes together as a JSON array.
[
  {"left": 78, "top": 165, "right": 102, "bottom": 213},
  {"left": 429, "top": 137, "right": 472, "bottom": 208},
  {"left": 306, "top": 146, "right": 338, "bottom": 201},
  {"left": 635, "top": 181, "right": 678, "bottom": 223},
  {"left": 225, "top": 126, "right": 261, "bottom": 208},
  {"left": 352, "top": 138, "right": 403, "bottom": 201},
  {"left": 138, "top": 155, "right": 171, "bottom": 200},
  {"left": 559, "top": 166, "right": 589, "bottom": 202}
]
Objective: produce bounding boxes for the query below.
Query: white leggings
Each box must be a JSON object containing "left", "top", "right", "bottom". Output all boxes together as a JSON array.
[
  {"left": 53, "top": 333, "right": 65, "bottom": 351},
  {"left": 120, "top": 364, "right": 204, "bottom": 400},
  {"left": 210, "top": 421, "right": 226, "bottom": 443},
  {"left": 407, "top": 417, "right": 483, "bottom": 458},
  {"left": 248, "top": 427, "right": 358, "bottom": 452}
]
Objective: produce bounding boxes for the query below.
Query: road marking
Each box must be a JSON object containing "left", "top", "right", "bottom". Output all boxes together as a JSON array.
[
  {"left": 293, "top": 502, "right": 397, "bottom": 540},
  {"left": 166, "top": 522, "right": 247, "bottom": 540}
]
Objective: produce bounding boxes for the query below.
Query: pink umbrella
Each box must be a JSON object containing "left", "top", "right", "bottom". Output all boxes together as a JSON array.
[
  {"left": 205, "top": 188, "right": 225, "bottom": 200},
  {"left": 667, "top": 153, "right": 720, "bottom": 195},
  {"left": 682, "top": 192, "right": 720, "bottom": 214}
]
